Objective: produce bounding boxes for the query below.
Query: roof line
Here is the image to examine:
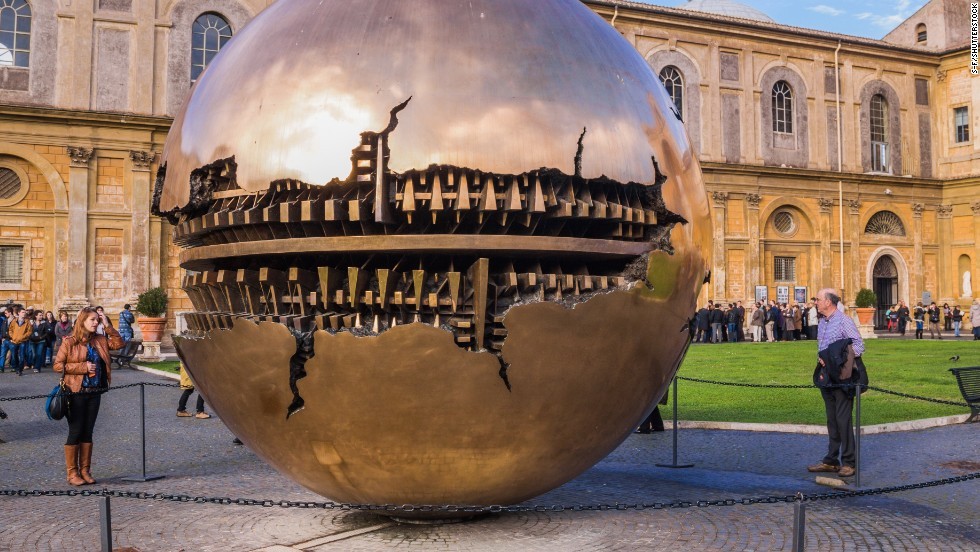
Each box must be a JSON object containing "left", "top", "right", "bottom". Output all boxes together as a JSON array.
[{"left": 585, "top": 0, "right": 965, "bottom": 56}]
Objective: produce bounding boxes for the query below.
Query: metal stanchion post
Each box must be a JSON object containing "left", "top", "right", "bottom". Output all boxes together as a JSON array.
[
  {"left": 100, "top": 495, "right": 112, "bottom": 552},
  {"left": 122, "top": 383, "right": 164, "bottom": 482},
  {"left": 791, "top": 498, "right": 806, "bottom": 552},
  {"left": 656, "top": 376, "right": 694, "bottom": 469},
  {"left": 854, "top": 385, "right": 862, "bottom": 488}
]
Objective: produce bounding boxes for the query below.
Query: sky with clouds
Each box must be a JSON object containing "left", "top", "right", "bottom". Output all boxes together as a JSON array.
[{"left": 641, "top": 0, "right": 930, "bottom": 39}]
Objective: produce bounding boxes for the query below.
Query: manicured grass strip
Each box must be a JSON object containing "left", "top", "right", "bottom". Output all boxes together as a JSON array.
[
  {"left": 668, "top": 340, "right": 975, "bottom": 425},
  {"left": 136, "top": 360, "right": 181, "bottom": 374}
]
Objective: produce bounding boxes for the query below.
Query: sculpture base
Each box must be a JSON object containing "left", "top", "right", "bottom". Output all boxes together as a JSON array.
[
  {"left": 137, "top": 341, "right": 162, "bottom": 363},
  {"left": 858, "top": 324, "right": 877, "bottom": 339}
]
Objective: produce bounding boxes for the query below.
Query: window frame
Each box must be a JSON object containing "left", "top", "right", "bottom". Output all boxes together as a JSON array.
[
  {"left": 0, "top": 239, "right": 30, "bottom": 291},
  {"left": 773, "top": 256, "right": 796, "bottom": 282},
  {"left": 658, "top": 65, "right": 684, "bottom": 120},
  {"left": 954, "top": 106, "right": 970, "bottom": 144},
  {"left": 870, "top": 94, "right": 889, "bottom": 172},
  {"left": 771, "top": 81, "right": 794, "bottom": 135},
  {"left": 0, "top": 0, "right": 32, "bottom": 69},
  {"left": 0, "top": 163, "right": 29, "bottom": 207},
  {"left": 915, "top": 23, "right": 927, "bottom": 43},
  {"left": 190, "top": 12, "right": 233, "bottom": 83}
]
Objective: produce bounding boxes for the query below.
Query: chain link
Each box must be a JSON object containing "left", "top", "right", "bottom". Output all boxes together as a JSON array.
[
  {"left": 1, "top": 472, "right": 976, "bottom": 513},
  {"left": 0, "top": 382, "right": 180, "bottom": 403}
]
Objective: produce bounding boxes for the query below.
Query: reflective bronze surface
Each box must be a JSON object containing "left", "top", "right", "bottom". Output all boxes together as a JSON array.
[
  {"left": 163, "top": 0, "right": 711, "bottom": 515},
  {"left": 158, "top": 0, "right": 694, "bottom": 213}
]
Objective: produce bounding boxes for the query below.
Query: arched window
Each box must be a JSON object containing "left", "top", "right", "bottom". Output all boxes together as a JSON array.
[
  {"left": 772, "top": 81, "right": 793, "bottom": 134},
  {"left": 865, "top": 210, "right": 905, "bottom": 237},
  {"left": 658, "top": 66, "right": 684, "bottom": 120},
  {"left": 870, "top": 94, "right": 889, "bottom": 172},
  {"left": 191, "top": 13, "right": 232, "bottom": 82},
  {"left": 915, "top": 23, "right": 927, "bottom": 43},
  {"left": 0, "top": 0, "right": 31, "bottom": 68}
]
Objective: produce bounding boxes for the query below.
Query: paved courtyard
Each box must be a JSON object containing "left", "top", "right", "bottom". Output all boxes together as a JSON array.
[{"left": 1, "top": 367, "right": 977, "bottom": 551}]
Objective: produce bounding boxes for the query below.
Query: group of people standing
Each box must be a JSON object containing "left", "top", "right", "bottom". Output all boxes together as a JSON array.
[
  {"left": 0, "top": 304, "right": 135, "bottom": 376},
  {"left": 883, "top": 300, "right": 980, "bottom": 339},
  {"left": 694, "top": 299, "right": 822, "bottom": 344}
]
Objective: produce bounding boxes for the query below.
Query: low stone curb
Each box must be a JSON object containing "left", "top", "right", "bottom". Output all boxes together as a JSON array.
[{"left": 131, "top": 363, "right": 180, "bottom": 381}]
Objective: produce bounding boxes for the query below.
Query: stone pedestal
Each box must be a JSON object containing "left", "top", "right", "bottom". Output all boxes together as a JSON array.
[
  {"left": 858, "top": 323, "right": 877, "bottom": 339},
  {"left": 137, "top": 341, "right": 162, "bottom": 363}
]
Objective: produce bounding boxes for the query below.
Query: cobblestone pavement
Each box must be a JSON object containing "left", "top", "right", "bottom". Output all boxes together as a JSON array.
[{"left": 1, "top": 368, "right": 977, "bottom": 551}]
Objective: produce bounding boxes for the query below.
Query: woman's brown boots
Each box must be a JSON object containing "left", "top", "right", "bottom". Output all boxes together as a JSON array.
[
  {"left": 79, "top": 443, "right": 96, "bottom": 484},
  {"left": 64, "top": 445, "right": 85, "bottom": 486}
]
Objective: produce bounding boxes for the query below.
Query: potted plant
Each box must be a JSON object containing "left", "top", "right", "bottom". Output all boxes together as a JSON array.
[
  {"left": 135, "top": 287, "right": 168, "bottom": 342},
  {"left": 854, "top": 288, "right": 877, "bottom": 326}
]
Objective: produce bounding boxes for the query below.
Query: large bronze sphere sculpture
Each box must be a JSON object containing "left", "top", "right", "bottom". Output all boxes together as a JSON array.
[{"left": 156, "top": 0, "right": 711, "bottom": 514}]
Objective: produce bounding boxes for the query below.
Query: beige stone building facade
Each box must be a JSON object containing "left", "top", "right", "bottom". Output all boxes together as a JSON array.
[{"left": 0, "top": 0, "right": 976, "bottom": 334}]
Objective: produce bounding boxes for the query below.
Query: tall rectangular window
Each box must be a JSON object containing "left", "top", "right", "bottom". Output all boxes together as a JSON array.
[
  {"left": 0, "top": 245, "right": 23, "bottom": 284},
  {"left": 773, "top": 256, "right": 796, "bottom": 282},
  {"left": 954, "top": 106, "right": 970, "bottom": 143}
]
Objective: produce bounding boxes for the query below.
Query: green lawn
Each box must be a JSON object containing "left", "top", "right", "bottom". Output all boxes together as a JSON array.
[
  {"left": 136, "top": 360, "right": 181, "bottom": 374},
  {"left": 670, "top": 340, "right": 976, "bottom": 425}
]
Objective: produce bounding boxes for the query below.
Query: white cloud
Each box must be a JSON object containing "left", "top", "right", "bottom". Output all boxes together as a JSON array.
[
  {"left": 808, "top": 5, "right": 844, "bottom": 16},
  {"left": 851, "top": 0, "right": 921, "bottom": 30}
]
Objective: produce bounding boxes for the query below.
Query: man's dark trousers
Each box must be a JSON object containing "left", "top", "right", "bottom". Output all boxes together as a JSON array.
[{"left": 821, "top": 387, "right": 855, "bottom": 467}]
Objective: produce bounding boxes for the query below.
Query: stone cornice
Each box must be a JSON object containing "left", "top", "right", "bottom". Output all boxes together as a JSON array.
[
  {"left": 0, "top": 103, "right": 173, "bottom": 131},
  {"left": 700, "top": 162, "right": 944, "bottom": 188}
]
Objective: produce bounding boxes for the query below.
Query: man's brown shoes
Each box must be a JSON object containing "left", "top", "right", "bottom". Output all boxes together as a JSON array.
[{"left": 806, "top": 462, "right": 839, "bottom": 473}]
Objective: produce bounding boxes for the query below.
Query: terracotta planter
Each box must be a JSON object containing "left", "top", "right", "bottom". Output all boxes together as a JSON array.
[
  {"left": 855, "top": 307, "right": 875, "bottom": 326},
  {"left": 137, "top": 317, "right": 167, "bottom": 342}
]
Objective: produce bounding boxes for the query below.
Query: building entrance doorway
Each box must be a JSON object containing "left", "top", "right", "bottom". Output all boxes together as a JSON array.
[{"left": 873, "top": 255, "right": 899, "bottom": 329}]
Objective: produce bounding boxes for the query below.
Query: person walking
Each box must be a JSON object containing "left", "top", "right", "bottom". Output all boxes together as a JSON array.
[
  {"left": 117, "top": 304, "right": 135, "bottom": 343},
  {"left": 53, "top": 307, "right": 124, "bottom": 486},
  {"left": 726, "top": 304, "right": 739, "bottom": 342},
  {"left": 29, "top": 311, "right": 53, "bottom": 373},
  {"left": 8, "top": 308, "right": 32, "bottom": 376},
  {"left": 750, "top": 302, "right": 764, "bottom": 342},
  {"left": 0, "top": 307, "right": 10, "bottom": 372},
  {"left": 44, "top": 311, "right": 57, "bottom": 365},
  {"left": 896, "top": 300, "right": 910, "bottom": 336},
  {"left": 695, "top": 303, "right": 710, "bottom": 343},
  {"left": 971, "top": 299, "right": 980, "bottom": 341},
  {"left": 806, "top": 301, "right": 819, "bottom": 340},
  {"left": 53, "top": 312, "right": 73, "bottom": 357},
  {"left": 177, "top": 364, "right": 211, "bottom": 419},
  {"left": 951, "top": 305, "right": 963, "bottom": 338},
  {"left": 709, "top": 303, "right": 724, "bottom": 343},
  {"left": 913, "top": 302, "right": 925, "bottom": 339},
  {"left": 807, "top": 288, "right": 865, "bottom": 478},
  {"left": 735, "top": 301, "right": 746, "bottom": 342},
  {"left": 927, "top": 302, "right": 942, "bottom": 339},
  {"left": 942, "top": 303, "right": 952, "bottom": 332},
  {"left": 764, "top": 302, "right": 776, "bottom": 342}
]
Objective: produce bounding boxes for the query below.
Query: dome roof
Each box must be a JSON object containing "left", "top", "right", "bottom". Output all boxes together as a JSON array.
[{"left": 676, "top": 0, "right": 774, "bottom": 22}]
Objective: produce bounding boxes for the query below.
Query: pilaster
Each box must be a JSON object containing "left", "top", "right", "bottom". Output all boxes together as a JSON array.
[
  {"left": 711, "top": 191, "right": 728, "bottom": 299},
  {"left": 745, "top": 193, "right": 761, "bottom": 294},
  {"left": 819, "top": 198, "right": 834, "bottom": 285},
  {"left": 129, "top": 151, "right": 155, "bottom": 300},
  {"left": 60, "top": 146, "right": 93, "bottom": 313},
  {"left": 912, "top": 203, "right": 924, "bottom": 302},
  {"left": 847, "top": 199, "right": 861, "bottom": 299},
  {"left": 937, "top": 204, "right": 953, "bottom": 301}
]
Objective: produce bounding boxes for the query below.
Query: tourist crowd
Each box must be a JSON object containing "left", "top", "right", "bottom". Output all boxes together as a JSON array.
[
  {"left": 693, "top": 297, "right": 980, "bottom": 343},
  {"left": 0, "top": 304, "right": 135, "bottom": 376}
]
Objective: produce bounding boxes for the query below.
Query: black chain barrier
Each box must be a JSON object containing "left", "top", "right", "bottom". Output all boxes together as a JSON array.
[
  {"left": 0, "top": 472, "right": 976, "bottom": 513},
  {"left": 675, "top": 376, "right": 970, "bottom": 408},
  {"left": 0, "top": 382, "right": 180, "bottom": 403}
]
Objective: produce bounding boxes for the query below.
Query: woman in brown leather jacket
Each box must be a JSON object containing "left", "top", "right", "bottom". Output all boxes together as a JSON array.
[{"left": 54, "top": 307, "right": 124, "bottom": 486}]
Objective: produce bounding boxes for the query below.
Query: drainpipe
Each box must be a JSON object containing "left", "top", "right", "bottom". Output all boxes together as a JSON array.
[
  {"left": 835, "top": 41, "right": 845, "bottom": 298},
  {"left": 611, "top": 5, "right": 619, "bottom": 30}
]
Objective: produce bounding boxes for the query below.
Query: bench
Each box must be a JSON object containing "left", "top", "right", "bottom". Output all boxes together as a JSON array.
[
  {"left": 950, "top": 366, "right": 980, "bottom": 423},
  {"left": 110, "top": 340, "right": 144, "bottom": 369}
]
